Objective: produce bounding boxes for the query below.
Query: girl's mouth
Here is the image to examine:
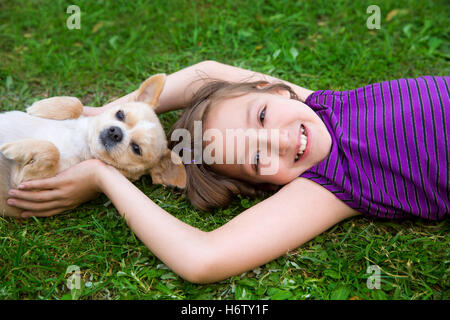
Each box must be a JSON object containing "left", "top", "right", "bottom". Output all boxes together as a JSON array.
[{"left": 294, "top": 124, "right": 308, "bottom": 162}]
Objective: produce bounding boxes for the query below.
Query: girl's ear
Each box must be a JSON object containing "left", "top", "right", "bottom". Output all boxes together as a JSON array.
[
  {"left": 149, "top": 149, "right": 186, "bottom": 189},
  {"left": 134, "top": 74, "right": 167, "bottom": 109}
]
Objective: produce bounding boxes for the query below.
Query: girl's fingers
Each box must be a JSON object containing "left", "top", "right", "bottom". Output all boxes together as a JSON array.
[
  {"left": 7, "top": 198, "right": 65, "bottom": 212},
  {"left": 17, "top": 176, "right": 62, "bottom": 191},
  {"left": 8, "top": 188, "right": 62, "bottom": 202}
]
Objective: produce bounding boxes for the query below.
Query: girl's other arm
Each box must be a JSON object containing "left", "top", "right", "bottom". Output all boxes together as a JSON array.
[
  {"left": 10, "top": 160, "right": 359, "bottom": 283},
  {"left": 83, "top": 60, "right": 313, "bottom": 116},
  {"left": 96, "top": 165, "right": 359, "bottom": 284}
]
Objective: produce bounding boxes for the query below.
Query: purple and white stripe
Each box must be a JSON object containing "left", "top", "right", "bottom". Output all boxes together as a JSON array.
[{"left": 301, "top": 76, "right": 449, "bottom": 220}]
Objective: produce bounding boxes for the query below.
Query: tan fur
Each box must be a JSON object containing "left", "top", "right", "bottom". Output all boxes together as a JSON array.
[
  {"left": 0, "top": 74, "right": 186, "bottom": 218},
  {"left": 0, "top": 154, "right": 20, "bottom": 217},
  {"left": 89, "top": 103, "right": 168, "bottom": 180},
  {"left": 122, "top": 110, "right": 140, "bottom": 128},
  {"left": 27, "top": 96, "right": 83, "bottom": 120},
  {"left": 135, "top": 74, "right": 166, "bottom": 108},
  {"left": 150, "top": 150, "right": 186, "bottom": 188},
  {"left": 0, "top": 140, "right": 60, "bottom": 218},
  {"left": 0, "top": 139, "right": 60, "bottom": 185}
]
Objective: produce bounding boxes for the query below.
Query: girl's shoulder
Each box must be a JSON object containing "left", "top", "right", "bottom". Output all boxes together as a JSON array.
[
  {"left": 274, "top": 177, "right": 359, "bottom": 216},
  {"left": 202, "top": 177, "right": 359, "bottom": 282}
]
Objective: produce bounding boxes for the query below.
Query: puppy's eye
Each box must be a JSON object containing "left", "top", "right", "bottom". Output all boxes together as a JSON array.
[
  {"left": 115, "top": 110, "right": 125, "bottom": 121},
  {"left": 131, "top": 142, "right": 142, "bottom": 156}
]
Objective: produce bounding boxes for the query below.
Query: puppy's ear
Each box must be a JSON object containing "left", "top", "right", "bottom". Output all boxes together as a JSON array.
[
  {"left": 134, "top": 74, "right": 166, "bottom": 109},
  {"left": 150, "top": 149, "right": 186, "bottom": 189}
]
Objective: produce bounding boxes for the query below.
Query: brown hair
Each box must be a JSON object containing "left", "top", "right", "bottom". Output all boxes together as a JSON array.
[{"left": 169, "top": 79, "right": 300, "bottom": 211}]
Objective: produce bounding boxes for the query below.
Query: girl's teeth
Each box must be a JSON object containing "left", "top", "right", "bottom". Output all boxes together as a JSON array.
[
  {"left": 296, "top": 134, "right": 307, "bottom": 160},
  {"left": 299, "top": 134, "right": 307, "bottom": 152},
  {"left": 295, "top": 124, "right": 307, "bottom": 161}
]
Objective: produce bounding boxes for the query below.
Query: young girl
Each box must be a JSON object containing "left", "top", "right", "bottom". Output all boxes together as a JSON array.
[{"left": 6, "top": 61, "right": 449, "bottom": 283}]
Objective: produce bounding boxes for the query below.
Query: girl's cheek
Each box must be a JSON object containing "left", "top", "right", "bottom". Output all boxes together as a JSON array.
[{"left": 268, "top": 168, "right": 296, "bottom": 185}]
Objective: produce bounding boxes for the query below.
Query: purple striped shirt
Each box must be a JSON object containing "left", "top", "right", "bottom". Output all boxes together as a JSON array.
[{"left": 300, "top": 76, "right": 449, "bottom": 220}]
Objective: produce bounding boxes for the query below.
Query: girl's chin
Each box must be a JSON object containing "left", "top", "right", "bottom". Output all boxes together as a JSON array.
[{"left": 267, "top": 171, "right": 305, "bottom": 185}]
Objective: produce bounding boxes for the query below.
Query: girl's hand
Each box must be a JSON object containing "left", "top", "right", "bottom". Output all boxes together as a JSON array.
[{"left": 7, "top": 159, "right": 106, "bottom": 218}]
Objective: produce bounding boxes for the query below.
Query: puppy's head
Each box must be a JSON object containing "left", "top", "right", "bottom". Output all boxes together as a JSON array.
[{"left": 89, "top": 74, "right": 186, "bottom": 188}]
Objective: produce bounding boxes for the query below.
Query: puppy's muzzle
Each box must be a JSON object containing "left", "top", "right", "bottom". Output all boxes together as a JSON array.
[{"left": 100, "top": 126, "right": 123, "bottom": 150}]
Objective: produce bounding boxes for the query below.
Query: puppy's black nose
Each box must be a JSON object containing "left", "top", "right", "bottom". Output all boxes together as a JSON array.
[{"left": 108, "top": 126, "right": 123, "bottom": 142}]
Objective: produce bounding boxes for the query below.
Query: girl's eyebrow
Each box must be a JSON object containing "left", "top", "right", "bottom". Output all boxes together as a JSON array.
[
  {"left": 240, "top": 96, "right": 262, "bottom": 179},
  {"left": 245, "top": 99, "right": 251, "bottom": 127},
  {"left": 250, "top": 101, "right": 261, "bottom": 177},
  {"left": 246, "top": 97, "right": 258, "bottom": 128}
]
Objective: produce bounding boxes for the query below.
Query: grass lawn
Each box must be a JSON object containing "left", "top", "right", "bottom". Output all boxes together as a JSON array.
[{"left": 0, "top": 0, "right": 449, "bottom": 300}]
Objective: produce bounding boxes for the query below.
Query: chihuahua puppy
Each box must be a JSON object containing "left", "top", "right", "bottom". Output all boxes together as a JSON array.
[{"left": 0, "top": 74, "right": 186, "bottom": 217}]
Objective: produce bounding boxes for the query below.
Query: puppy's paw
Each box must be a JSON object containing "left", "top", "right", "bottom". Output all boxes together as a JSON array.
[
  {"left": 0, "top": 142, "right": 33, "bottom": 165},
  {"left": 1, "top": 140, "right": 60, "bottom": 184},
  {"left": 27, "top": 96, "right": 83, "bottom": 120}
]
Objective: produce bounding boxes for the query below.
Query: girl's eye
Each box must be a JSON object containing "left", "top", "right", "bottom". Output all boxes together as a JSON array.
[
  {"left": 131, "top": 142, "right": 142, "bottom": 156},
  {"left": 116, "top": 110, "right": 125, "bottom": 121},
  {"left": 254, "top": 151, "right": 260, "bottom": 174},
  {"left": 259, "top": 106, "right": 266, "bottom": 125}
]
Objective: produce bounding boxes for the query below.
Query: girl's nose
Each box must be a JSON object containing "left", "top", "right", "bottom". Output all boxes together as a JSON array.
[
  {"left": 256, "top": 128, "right": 289, "bottom": 157},
  {"left": 277, "top": 129, "right": 290, "bottom": 156}
]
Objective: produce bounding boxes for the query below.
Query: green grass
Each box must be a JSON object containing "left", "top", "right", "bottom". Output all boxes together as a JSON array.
[{"left": 0, "top": 0, "right": 449, "bottom": 300}]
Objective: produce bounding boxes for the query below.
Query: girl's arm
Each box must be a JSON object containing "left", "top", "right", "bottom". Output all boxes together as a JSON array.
[
  {"left": 7, "top": 61, "right": 312, "bottom": 217},
  {"left": 9, "top": 159, "right": 358, "bottom": 283},
  {"left": 83, "top": 60, "right": 313, "bottom": 116},
  {"left": 94, "top": 163, "right": 358, "bottom": 283}
]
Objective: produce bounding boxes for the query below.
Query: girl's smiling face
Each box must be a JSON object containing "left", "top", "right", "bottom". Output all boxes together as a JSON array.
[{"left": 203, "top": 89, "right": 332, "bottom": 185}]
